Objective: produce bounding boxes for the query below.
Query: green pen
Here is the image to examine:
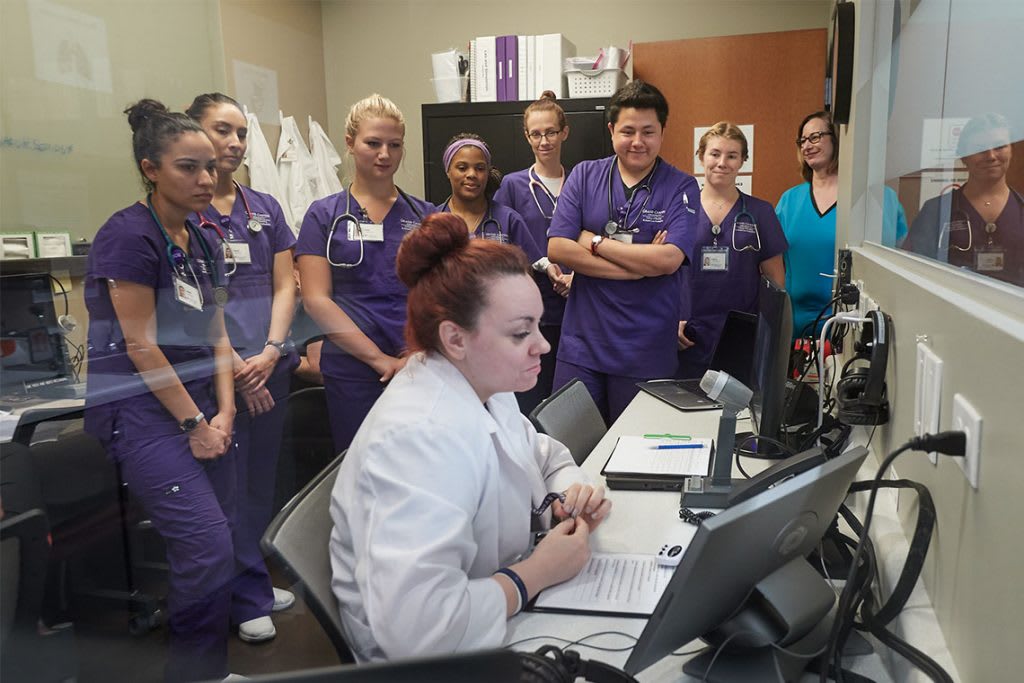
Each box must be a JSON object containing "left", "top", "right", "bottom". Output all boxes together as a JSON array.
[{"left": 643, "top": 433, "right": 692, "bottom": 440}]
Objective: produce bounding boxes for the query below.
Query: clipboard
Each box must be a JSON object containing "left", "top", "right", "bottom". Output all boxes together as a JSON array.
[{"left": 600, "top": 435, "right": 714, "bottom": 491}]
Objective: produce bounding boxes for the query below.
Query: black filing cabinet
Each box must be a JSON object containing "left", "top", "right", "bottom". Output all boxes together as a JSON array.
[{"left": 421, "top": 98, "right": 613, "bottom": 205}]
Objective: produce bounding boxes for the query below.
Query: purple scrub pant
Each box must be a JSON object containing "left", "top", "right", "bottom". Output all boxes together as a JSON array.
[
  {"left": 111, "top": 431, "right": 236, "bottom": 683},
  {"left": 322, "top": 351, "right": 385, "bottom": 454},
  {"left": 552, "top": 359, "right": 646, "bottom": 425},
  {"left": 228, "top": 365, "right": 291, "bottom": 622}
]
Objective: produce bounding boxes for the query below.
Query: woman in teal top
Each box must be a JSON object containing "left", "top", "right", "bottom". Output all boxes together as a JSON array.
[{"left": 776, "top": 111, "right": 907, "bottom": 340}]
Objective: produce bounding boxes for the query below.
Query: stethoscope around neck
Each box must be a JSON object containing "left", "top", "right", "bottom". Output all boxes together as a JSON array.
[
  {"left": 944, "top": 187, "right": 1024, "bottom": 252},
  {"left": 708, "top": 191, "right": 761, "bottom": 252},
  {"left": 604, "top": 158, "right": 659, "bottom": 237},
  {"left": 194, "top": 180, "right": 261, "bottom": 277},
  {"left": 147, "top": 194, "right": 227, "bottom": 308},
  {"left": 528, "top": 166, "right": 562, "bottom": 220},
  {"left": 440, "top": 198, "right": 503, "bottom": 241},
  {"left": 326, "top": 185, "right": 424, "bottom": 268}
]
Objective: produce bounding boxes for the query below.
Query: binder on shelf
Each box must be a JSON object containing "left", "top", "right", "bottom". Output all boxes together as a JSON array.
[
  {"left": 503, "top": 35, "right": 518, "bottom": 101},
  {"left": 473, "top": 35, "right": 498, "bottom": 103},
  {"left": 534, "top": 33, "right": 576, "bottom": 98},
  {"left": 517, "top": 37, "right": 528, "bottom": 101},
  {"left": 469, "top": 39, "right": 478, "bottom": 102}
]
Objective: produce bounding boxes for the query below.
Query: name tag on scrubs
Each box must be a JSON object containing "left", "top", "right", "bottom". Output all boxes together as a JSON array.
[
  {"left": 610, "top": 233, "right": 634, "bottom": 244},
  {"left": 225, "top": 240, "right": 252, "bottom": 264},
  {"left": 174, "top": 276, "right": 203, "bottom": 310},
  {"left": 976, "top": 246, "right": 1005, "bottom": 272},
  {"left": 348, "top": 222, "right": 384, "bottom": 242},
  {"left": 700, "top": 245, "right": 729, "bottom": 272}
]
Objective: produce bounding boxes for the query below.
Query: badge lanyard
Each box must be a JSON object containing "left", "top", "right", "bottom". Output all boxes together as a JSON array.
[{"left": 147, "top": 194, "right": 228, "bottom": 308}]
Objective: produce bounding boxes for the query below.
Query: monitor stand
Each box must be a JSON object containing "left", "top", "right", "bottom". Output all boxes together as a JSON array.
[
  {"left": 681, "top": 558, "right": 836, "bottom": 683},
  {"left": 680, "top": 407, "right": 742, "bottom": 509}
]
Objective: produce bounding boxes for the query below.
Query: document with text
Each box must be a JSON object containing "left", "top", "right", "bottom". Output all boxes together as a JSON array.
[
  {"left": 530, "top": 553, "right": 675, "bottom": 618},
  {"left": 601, "top": 436, "right": 713, "bottom": 478}
]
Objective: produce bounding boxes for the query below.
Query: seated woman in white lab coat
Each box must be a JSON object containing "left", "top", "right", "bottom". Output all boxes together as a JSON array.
[{"left": 329, "top": 211, "right": 611, "bottom": 662}]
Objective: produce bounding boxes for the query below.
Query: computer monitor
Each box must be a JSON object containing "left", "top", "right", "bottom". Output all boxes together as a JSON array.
[
  {"left": 747, "top": 277, "right": 793, "bottom": 455},
  {"left": 625, "top": 445, "right": 869, "bottom": 681},
  {"left": 0, "top": 273, "right": 72, "bottom": 396}
]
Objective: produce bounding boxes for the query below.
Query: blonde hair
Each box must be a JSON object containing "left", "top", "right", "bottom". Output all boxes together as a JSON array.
[
  {"left": 344, "top": 93, "right": 404, "bottom": 140},
  {"left": 696, "top": 122, "right": 748, "bottom": 162}
]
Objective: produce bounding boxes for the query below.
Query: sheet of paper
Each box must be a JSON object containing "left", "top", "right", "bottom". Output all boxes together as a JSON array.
[
  {"left": 532, "top": 553, "right": 675, "bottom": 616},
  {"left": 602, "top": 436, "right": 712, "bottom": 477}
]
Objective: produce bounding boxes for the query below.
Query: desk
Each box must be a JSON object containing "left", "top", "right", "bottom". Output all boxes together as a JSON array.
[{"left": 509, "top": 392, "right": 957, "bottom": 682}]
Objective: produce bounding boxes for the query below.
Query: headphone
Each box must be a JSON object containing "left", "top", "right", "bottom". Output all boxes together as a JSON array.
[
  {"left": 518, "top": 646, "right": 638, "bottom": 683},
  {"left": 835, "top": 308, "right": 891, "bottom": 426}
]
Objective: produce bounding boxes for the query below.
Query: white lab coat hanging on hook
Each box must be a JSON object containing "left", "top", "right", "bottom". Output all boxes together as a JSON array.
[
  {"left": 277, "top": 112, "right": 319, "bottom": 232},
  {"left": 242, "top": 107, "right": 293, "bottom": 232},
  {"left": 308, "top": 116, "right": 344, "bottom": 198}
]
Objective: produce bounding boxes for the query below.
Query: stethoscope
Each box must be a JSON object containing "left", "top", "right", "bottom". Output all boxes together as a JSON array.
[
  {"left": 528, "top": 166, "right": 562, "bottom": 220},
  {"left": 440, "top": 199, "right": 505, "bottom": 242},
  {"left": 327, "top": 185, "right": 424, "bottom": 268},
  {"left": 194, "top": 181, "right": 262, "bottom": 276},
  {"left": 146, "top": 195, "right": 227, "bottom": 308},
  {"left": 604, "top": 158, "right": 659, "bottom": 236},
  {"left": 707, "top": 191, "right": 761, "bottom": 252}
]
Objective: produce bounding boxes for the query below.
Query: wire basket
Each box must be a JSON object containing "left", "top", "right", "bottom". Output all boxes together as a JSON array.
[{"left": 565, "top": 68, "right": 627, "bottom": 98}]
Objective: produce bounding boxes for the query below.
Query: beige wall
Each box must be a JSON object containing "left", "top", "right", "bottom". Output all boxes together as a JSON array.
[
  {"left": 320, "top": 0, "right": 833, "bottom": 197},
  {"left": 220, "top": 0, "right": 328, "bottom": 180}
]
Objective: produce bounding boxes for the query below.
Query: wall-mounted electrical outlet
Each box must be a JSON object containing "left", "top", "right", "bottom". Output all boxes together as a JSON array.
[
  {"left": 914, "top": 343, "right": 943, "bottom": 464},
  {"left": 951, "top": 393, "right": 982, "bottom": 489}
]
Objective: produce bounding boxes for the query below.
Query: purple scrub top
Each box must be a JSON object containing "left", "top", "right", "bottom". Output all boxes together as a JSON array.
[
  {"left": 548, "top": 155, "right": 698, "bottom": 378},
  {"left": 84, "top": 202, "right": 225, "bottom": 442},
  {"left": 196, "top": 185, "right": 295, "bottom": 357},
  {"left": 294, "top": 188, "right": 435, "bottom": 357},
  {"left": 494, "top": 168, "right": 565, "bottom": 326},
  {"left": 439, "top": 199, "right": 543, "bottom": 262},
  {"left": 681, "top": 192, "right": 788, "bottom": 365}
]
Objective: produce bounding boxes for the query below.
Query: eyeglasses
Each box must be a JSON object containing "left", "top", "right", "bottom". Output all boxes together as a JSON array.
[
  {"left": 796, "top": 131, "right": 833, "bottom": 146},
  {"left": 526, "top": 129, "right": 562, "bottom": 142}
]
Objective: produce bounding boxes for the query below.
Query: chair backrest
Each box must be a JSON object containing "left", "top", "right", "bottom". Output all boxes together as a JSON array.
[
  {"left": 1, "top": 509, "right": 49, "bottom": 647},
  {"left": 528, "top": 379, "right": 607, "bottom": 465},
  {"left": 276, "top": 386, "right": 336, "bottom": 512},
  {"left": 262, "top": 451, "right": 353, "bottom": 663}
]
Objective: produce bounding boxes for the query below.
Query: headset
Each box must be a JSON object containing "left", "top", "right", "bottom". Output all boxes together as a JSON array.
[
  {"left": 518, "top": 646, "right": 638, "bottom": 683},
  {"left": 835, "top": 308, "right": 891, "bottom": 426}
]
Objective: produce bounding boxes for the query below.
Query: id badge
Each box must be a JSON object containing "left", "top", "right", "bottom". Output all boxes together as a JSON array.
[
  {"left": 700, "top": 245, "right": 729, "bottom": 272},
  {"left": 226, "top": 240, "right": 252, "bottom": 264},
  {"left": 348, "top": 222, "right": 384, "bottom": 242},
  {"left": 610, "top": 233, "right": 634, "bottom": 244},
  {"left": 173, "top": 275, "right": 203, "bottom": 310},
  {"left": 975, "top": 245, "right": 1005, "bottom": 272}
]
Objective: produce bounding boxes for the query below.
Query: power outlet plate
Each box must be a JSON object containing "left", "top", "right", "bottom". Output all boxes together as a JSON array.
[
  {"left": 951, "top": 393, "right": 982, "bottom": 489},
  {"left": 914, "top": 343, "right": 943, "bottom": 465}
]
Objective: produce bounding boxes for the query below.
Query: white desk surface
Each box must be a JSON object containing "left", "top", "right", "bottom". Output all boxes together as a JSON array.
[{"left": 508, "top": 392, "right": 957, "bottom": 682}]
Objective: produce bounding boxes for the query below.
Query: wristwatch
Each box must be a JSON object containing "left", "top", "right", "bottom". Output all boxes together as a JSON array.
[
  {"left": 265, "top": 339, "right": 289, "bottom": 354},
  {"left": 179, "top": 412, "right": 205, "bottom": 433},
  {"left": 590, "top": 234, "right": 605, "bottom": 255}
]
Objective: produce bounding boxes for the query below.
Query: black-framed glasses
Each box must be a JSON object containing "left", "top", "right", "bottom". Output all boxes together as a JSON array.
[
  {"left": 796, "top": 131, "right": 833, "bottom": 146},
  {"left": 526, "top": 129, "right": 562, "bottom": 142}
]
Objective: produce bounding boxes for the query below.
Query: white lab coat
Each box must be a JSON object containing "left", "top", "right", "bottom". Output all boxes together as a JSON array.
[
  {"left": 276, "top": 112, "right": 319, "bottom": 233},
  {"left": 308, "top": 116, "right": 344, "bottom": 198},
  {"left": 242, "top": 109, "right": 294, "bottom": 232},
  {"left": 329, "top": 352, "right": 587, "bottom": 662}
]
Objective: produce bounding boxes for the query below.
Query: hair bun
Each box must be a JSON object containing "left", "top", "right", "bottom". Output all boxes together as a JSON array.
[
  {"left": 125, "top": 98, "right": 170, "bottom": 133},
  {"left": 540, "top": 90, "right": 557, "bottom": 101},
  {"left": 396, "top": 213, "right": 470, "bottom": 286}
]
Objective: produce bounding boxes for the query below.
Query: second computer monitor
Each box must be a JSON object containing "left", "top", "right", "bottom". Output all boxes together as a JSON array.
[{"left": 749, "top": 276, "right": 793, "bottom": 448}]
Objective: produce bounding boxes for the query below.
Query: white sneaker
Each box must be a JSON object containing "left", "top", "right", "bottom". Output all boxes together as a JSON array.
[
  {"left": 272, "top": 587, "right": 295, "bottom": 612},
  {"left": 222, "top": 675, "right": 250, "bottom": 682},
  {"left": 238, "top": 616, "right": 276, "bottom": 643}
]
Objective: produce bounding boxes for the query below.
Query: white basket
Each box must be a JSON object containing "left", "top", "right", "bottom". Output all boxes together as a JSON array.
[{"left": 565, "top": 67, "right": 627, "bottom": 98}]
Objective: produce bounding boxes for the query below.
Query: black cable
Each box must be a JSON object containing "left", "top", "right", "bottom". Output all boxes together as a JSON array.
[
  {"left": 47, "top": 274, "right": 70, "bottom": 317},
  {"left": 736, "top": 433, "right": 796, "bottom": 460},
  {"left": 505, "top": 630, "right": 639, "bottom": 653}
]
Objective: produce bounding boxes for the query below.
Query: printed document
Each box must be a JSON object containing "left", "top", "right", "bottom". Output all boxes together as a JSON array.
[
  {"left": 602, "top": 436, "right": 713, "bottom": 477},
  {"left": 531, "top": 553, "right": 675, "bottom": 617}
]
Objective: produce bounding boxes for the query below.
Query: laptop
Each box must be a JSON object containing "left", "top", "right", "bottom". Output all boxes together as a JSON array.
[{"left": 638, "top": 310, "right": 757, "bottom": 411}]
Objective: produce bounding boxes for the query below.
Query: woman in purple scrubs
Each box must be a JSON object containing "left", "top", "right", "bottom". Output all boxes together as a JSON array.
[
  {"left": 295, "top": 95, "right": 434, "bottom": 453},
  {"left": 677, "top": 122, "right": 787, "bottom": 379},
  {"left": 187, "top": 92, "right": 296, "bottom": 643},
  {"left": 84, "top": 99, "right": 235, "bottom": 682},
  {"left": 494, "top": 91, "right": 574, "bottom": 414},
  {"left": 548, "top": 80, "right": 698, "bottom": 423}
]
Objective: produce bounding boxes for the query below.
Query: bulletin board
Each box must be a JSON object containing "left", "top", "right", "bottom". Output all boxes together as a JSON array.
[{"left": 634, "top": 29, "right": 828, "bottom": 206}]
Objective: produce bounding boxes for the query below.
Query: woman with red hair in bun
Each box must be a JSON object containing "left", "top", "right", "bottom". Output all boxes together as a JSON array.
[{"left": 328, "top": 212, "right": 611, "bottom": 662}]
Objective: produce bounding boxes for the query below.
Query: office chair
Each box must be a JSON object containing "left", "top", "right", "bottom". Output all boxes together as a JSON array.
[
  {"left": 528, "top": 379, "right": 607, "bottom": 465},
  {"left": 262, "top": 451, "right": 354, "bottom": 663},
  {"left": 275, "top": 386, "right": 335, "bottom": 513}
]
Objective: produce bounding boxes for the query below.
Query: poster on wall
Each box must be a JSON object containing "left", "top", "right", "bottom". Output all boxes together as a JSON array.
[
  {"left": 28, "top": 0, "right": 113, "bottom": 93},
  {"left": 233, "top": 60, "right": 280, "bottom": 127},
  {"left": 693, "top": 124, "right": 754, "bottom": 175},
  {"left": 920, "top": 118, "right": 969, "bottom": 169},
  {"left": 918, "top": 169, "right": 968, "bottom": 210},
  {"left": 695, "top": 175, "right": 752, "bottom": 196}
]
